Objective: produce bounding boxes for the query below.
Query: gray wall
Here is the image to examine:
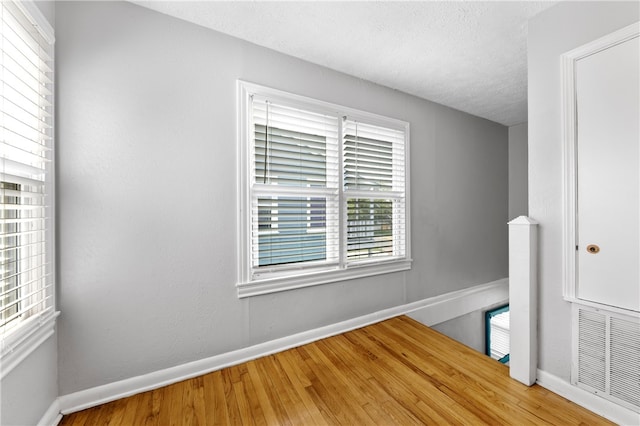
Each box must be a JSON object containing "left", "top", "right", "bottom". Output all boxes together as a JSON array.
[
  {"left": 56, "top": 1, "right": 508, "bottom": 395},
  {"left": 1, "top": 336, "right": 58, "bottom": 426},
  {"left": 432, "top": 300, "right": 508, "bottom": 354},
  {"left": 34, "top": 1, "right": 55, "bottom": 24},
  {"left": 508, "top": 122, "right": 528, "bottom": 220},
  {"left": 0, "top": 5, "right": 58, "bottom": 426},
  {"left": 528, "top": 1, "right": 639, "bottom": 380}
]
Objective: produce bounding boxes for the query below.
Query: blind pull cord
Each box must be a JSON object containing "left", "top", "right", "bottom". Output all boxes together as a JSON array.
[{"left": 263, "top": 100, "right": 270, "bottom": 184}]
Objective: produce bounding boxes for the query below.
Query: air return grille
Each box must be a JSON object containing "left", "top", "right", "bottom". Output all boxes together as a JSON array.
[
  {"left": 577, "top": 309, "right": 606, "bottom": 391},
  {"left": 574, "top": 304, "right": 640, "bottom": 413},
  {"left": 610, "top": 317, "right": 640, "bottom": 408}
]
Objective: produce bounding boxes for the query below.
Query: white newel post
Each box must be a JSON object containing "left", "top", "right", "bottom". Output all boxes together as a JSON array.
[{"left": 508, "top": 216, "right": 538, "bottom": 386}]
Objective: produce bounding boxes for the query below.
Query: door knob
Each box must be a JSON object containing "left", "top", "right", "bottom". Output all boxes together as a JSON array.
[{"left": 586, "top": 244, "right": 600, "bottom": 254}]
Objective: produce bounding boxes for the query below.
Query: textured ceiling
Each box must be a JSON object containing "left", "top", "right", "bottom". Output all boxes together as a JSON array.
[{"left": 133, "top": 1, "right": 556, "bottom": 126}]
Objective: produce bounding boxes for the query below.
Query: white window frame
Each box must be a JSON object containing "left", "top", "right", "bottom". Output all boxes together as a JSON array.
[
  {"left": 237, "top": 81, "right": 411, "bottom": 298},
  {"left": 0, "top": 0, "right": 58, "bottom": 379}
]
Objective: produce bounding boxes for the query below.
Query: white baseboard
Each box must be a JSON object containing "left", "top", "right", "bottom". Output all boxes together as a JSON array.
[
  {"left": 58, "top": 278, "right": 508, "bottom": 416},
  {"left": 406, "top": 278, "right": 508, "bottom": 326},
  {"left": 536, "top": 369, "right": 640, "bottom": 425},
  {"left": 37, "top": 399, "right": 62, "bottom": 426}
]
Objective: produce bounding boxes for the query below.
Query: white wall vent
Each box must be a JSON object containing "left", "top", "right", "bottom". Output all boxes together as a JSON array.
[
  {"left": 577, "top": 308, "right": 606, "bottom": 391},
  {"left": 610, "top": 316, "right": 640, "bottom": 408},
  {"left": 573, "top": 304, "right": 640, "bottom": 413}
]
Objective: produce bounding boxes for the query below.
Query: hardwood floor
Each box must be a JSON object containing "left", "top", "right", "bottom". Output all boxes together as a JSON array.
[{"left": 60, "top": 316, "right": 613, "bottom": 425}]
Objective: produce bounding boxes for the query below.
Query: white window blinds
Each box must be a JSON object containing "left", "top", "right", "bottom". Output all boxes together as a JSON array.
[
  {"left": 250, "top": 97, "right": 340, "bottom": 274},
  {"left": 343, "top": 120, "right": 406, "bottom": 261},
  {"left": 253, "top": 100, "right": 339, "bottom": 188},
  {"left": 238, "top": 82, "right": 410, "bottom": 295},
  {"left": 343, "top": 120, "right": 405, "bottom": 192},
  {"left": 0, "top": 1, "right": 54, "bottom": 333}
]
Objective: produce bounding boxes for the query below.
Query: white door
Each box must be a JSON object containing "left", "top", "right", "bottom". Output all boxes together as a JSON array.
[{"left": 576, "top": 35, "right": 639, "bottom": 312}]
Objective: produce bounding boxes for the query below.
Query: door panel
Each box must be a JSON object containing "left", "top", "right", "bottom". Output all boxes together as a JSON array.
[{"left": 576, "top": 36, "right": 639, "bottom": 312}]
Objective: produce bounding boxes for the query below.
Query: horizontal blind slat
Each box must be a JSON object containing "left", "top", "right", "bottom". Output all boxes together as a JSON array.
[
  {"left": 0, "top": 172, "right": 46, "bottom": 187},
  {"left": 1, "top": 82, "right": 52, "bottom": 110},
  {"left": 0, "top": 60, "right": 52, "bottom": 100},
  {"left": 0, "top": 217, "right": 46, "bottom": 227},
  {"left": 0, "top": 240, "right": 49, "bottom": 256},
  {"left": 0, "top": 252, "right": 46, "bottom": 272},
  {"left": 2, "top": 127, "right": 52, "bottom": 153},
  {"left": 1, "top": 97, "right": 52, "bottom": 132},
  {"left": 0, "top": 51, "right": 52, "bottom": 86},
  {"left": 2, "top": 141, "right": 50, "bottom": 168},
  {"left": 2, "top": 136, "right": 52, "bottom": 155},
  {"left": 1, "top": 156, "right": 46, "bottom": 175},
  {"left": 1, "top": 261, "right": 46, "bottom": 282}
]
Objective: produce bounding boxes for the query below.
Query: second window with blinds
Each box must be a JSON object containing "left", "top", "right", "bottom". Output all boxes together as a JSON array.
[{"left": 237, "top": 81, "right": 411, "bottom": 297}]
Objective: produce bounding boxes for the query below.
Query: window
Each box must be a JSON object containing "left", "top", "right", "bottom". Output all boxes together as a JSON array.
[
  {"left": 0, "top": 0, "right": 55, "bottom": 364},
  {"left": 485, "top": 305, "right": 510, "bottom": 364},
  {"left": 237, "top": 82, "right": 410, "bottom": 297}
]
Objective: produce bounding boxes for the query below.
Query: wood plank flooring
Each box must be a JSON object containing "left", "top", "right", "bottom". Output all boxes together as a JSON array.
[{"left": 59, "top": 316, "right": 613, "bottom": 425}]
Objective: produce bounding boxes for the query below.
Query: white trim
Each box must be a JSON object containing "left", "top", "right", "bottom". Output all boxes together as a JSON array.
[
  {"left": 58, "top": 278, "right": 507, "bottom": 415},
  {"left": 237, "top": 81, "right": 251, "bottom": 288},
  {"left": 508, "top": 215, "right": 538, "bottom": 226},
  {"left": 508, "top": 216, "right": 538, "bottom": 385},
  {"left": 0, "top": 311, "right": 59, "bottom": 379},
  {"left": 570, "top": 298, "right": 640, "bottom": 318},
  {"left": 238, "top": 81, "right": 409, "bottom": 131},
  {"left": 238, "top": 259, "right": 412, "bottom": 298},
  {"left": 561, "top": 42, "right": 578, "bottom": 302},
  {"left": 13, "top": 0, "right": 55, "bottom": 44},
  {"left": 537, "top": 369, "right": 640, "bottom": 426},
  {"left": 407, "top": 278, "right": 508, "bottom": 326},
  {"left": 37, "top": 399, "right": 62, "bottom": 426},
  {"left": 561, "top": 22, "right": 640, "bottom": 304}
]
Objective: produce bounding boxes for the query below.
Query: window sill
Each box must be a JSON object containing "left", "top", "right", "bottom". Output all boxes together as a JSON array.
[
  {"left": 237, "top": 259, "right": 412, "bottom": 298},
  {"left": 0, "top": 311, "right": 60, "bottom": 379}
]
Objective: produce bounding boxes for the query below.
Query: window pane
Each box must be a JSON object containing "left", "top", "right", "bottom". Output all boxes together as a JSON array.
[
  {"left": 346, "top": 198, "right": 394, "bottom": 260},
  {"left": 344, "top": 135, "right": 393, "bottom": 191},
  {"left": 255, "top": 125, "right": 327, "bottom": 187},
  {"left": 485, "top": 305, "right": 510, "bottom": 364},
  {"left": 252, "top": 98, "right": 339, "bottom": 190},
  {"left": 256, "top": 196, "right": 327, "bottom": 267},
  {"left": 343, "top": 120, "right": 405, "bottom": 192}
]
